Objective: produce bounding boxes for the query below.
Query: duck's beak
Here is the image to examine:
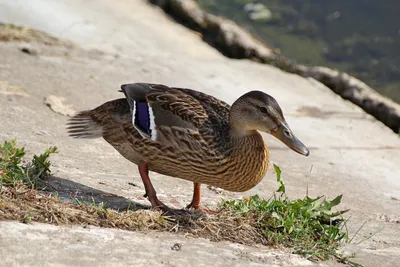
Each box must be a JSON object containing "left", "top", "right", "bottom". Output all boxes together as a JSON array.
[{"left": 271, "top": 122, "right": 310, "bottom": 156}]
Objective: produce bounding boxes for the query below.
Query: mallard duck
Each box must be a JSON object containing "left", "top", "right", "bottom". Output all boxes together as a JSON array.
[{"left": 67, "top": 83, "right": 309, "bottom": 213}]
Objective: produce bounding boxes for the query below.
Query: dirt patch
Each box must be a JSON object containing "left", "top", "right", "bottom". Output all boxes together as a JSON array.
[{"left": 0, "top": 23, "right": 73, "bottom": 46}]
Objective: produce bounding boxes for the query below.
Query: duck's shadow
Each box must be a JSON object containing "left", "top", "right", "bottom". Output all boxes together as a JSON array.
[{"left": 44, "top": 176, "right": 148, "bottom": 211}]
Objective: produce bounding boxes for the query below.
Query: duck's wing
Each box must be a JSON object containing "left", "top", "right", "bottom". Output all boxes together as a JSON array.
[
  {"left": 121, "top": 83, "right": 231, "bottom": 140},
  {"left": 121, "top": 83, "right": 208, "bottom": 133},
  {"left": 170, "top": 86, "right": 231, "bottom": 123}
]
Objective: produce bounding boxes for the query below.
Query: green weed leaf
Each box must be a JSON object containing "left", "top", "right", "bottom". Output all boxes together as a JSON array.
[{"left": 273, "top": 163, "right": 285, "bottom": 195}]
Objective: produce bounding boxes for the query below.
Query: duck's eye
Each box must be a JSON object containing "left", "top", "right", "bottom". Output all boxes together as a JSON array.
[{"left": 259, "top": 106, "right": 268, "bottom": 113}]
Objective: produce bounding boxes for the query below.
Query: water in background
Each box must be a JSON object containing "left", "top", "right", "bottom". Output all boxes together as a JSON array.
[{"left": 197, "top": 0, "right": 400, "bottom": 104}]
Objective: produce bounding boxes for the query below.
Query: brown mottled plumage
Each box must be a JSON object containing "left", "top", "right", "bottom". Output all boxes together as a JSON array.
[{"left": 67, "top": 83, "right": 309, "bottom": 213}]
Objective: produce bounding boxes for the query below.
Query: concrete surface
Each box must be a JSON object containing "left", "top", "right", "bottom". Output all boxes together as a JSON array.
[
  {"left": 0, "top": 221, "right": 318, "bottom": 267},
  {"left": 0, "top": 0, "right": 399, "bottom": 266}
]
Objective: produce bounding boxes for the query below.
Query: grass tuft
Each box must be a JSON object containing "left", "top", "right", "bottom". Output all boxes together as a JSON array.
[
  {"left": 0, "top": 23, "right": 69, "bottom": 46},
  {"left": 0, "top": 139, "right": 57, "bottom": 188},
  {"left": 219, "top": 164, "right": 349, "bottom": 260}
]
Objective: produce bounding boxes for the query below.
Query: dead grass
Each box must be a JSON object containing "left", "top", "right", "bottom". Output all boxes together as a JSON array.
[
  {"left": 0, "top": 185, "right": 166, "bottom": 230},
  {"left": 0, "top": 23, "right": 72, "bottom": 46},
  {"left": 0, "top": 184, "right": 267, "bottom": 246}
]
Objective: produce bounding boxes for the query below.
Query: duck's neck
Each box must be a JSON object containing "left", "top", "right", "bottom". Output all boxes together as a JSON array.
[
  {"left": 227, "top": 101, "right": 267, "bottom": 160},
  {"left": 221, "top": 129, "right": 269, "bottom": 192},
  {"left": 229, "top": 125, "right": 258, "bottom": 139},
  {"left": 228, "top": 128, "right": 265, "bottom": 150},
  {"left": 228, "top": 98, "right": 256, "bottom": 138}
]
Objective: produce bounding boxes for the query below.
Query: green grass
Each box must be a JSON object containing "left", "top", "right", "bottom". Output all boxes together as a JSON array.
[
  {"left": 0, "top": 139, "right": 57, "bottom": 188},
  {"left": 220, "top": 164, "right": 349, "bottom": 261}
]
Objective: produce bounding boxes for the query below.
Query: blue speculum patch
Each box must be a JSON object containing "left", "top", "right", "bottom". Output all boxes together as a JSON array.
[{"left": 134, "top": 102, "right": 151, "bottom": 134}]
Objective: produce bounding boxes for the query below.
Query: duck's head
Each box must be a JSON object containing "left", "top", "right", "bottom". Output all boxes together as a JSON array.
[{"left": 230, "top": 90, "right": 309, "bottom": 156}]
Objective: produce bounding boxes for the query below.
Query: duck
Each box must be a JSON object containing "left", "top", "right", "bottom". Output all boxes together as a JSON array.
[{"left": 67, "top": 83, "right": 309, "bottom": 213}]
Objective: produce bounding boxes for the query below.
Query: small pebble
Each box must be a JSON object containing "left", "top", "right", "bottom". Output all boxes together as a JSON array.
[
  {"left": 171, "top": 243, "right": 182, "bottom": 251},
  {"left": 20, "top": 47, "right": 38, "bottom": 56}
]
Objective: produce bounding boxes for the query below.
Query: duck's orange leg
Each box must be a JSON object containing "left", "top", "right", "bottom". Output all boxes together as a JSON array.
[
  {"left": 186, "top": 182, "right": 220, "bottom": 214},
  {"left": 186, "top": 182, "right": 202, "bottom": 209},
  {"left": 139, "top": 164, "right": 219, "bottom": 214},
  {"left": 138, "top": 161, "right": 172, "bottom": 212}
]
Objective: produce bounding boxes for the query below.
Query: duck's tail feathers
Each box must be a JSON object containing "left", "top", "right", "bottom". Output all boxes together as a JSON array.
[{"left": 67, "top": 111, "right": 103, "bottom": 139}]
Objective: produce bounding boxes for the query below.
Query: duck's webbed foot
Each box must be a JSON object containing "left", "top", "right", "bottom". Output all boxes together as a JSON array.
[{"left": 186, "top": 182, "right": 221, "bottom": 214}]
